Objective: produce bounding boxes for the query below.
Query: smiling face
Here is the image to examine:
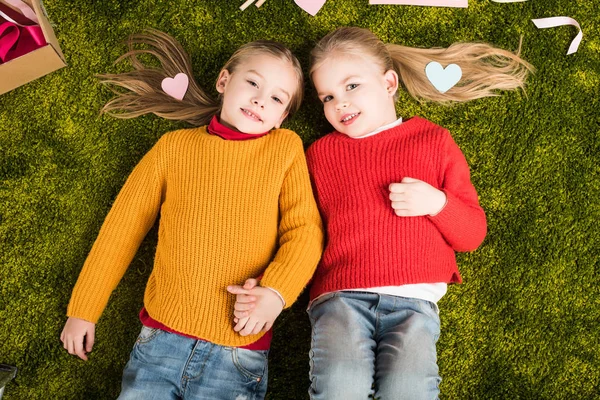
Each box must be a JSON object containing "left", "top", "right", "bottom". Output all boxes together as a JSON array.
[
  {"left": 312, "top": 54, "right": 399, "bottom": 138},
  {"left": 216, "top": 54, "right": 298, "bottom": 134}
]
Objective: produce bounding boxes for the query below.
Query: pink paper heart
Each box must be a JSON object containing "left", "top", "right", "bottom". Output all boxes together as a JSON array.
[
  {"left": 161, "top": 73, "right": 189, "bottom": 101},
  {"left": 294, "top": 0, "right": 327, "bottom": 16}
]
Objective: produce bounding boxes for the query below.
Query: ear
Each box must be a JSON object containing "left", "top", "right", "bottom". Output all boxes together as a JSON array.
[
  {"left": 383, "top": 69, "right": 399, "bottom": 97},
  {"left": 274, "top": 111, "right": 289, "bottom": 129},
  {"left": 216, "top": 69, "right": 230, "bottom": 94}
]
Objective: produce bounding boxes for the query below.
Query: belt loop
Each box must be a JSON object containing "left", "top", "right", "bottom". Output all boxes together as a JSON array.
[{"left": 374, "top": 292, "right": 383, "bottom": 313}]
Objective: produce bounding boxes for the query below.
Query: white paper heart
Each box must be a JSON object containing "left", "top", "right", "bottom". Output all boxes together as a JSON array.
[
  {"left": 161, "top": 73, "right": 189, "bottom": 101},
  {"left": 294, "top": 0, "right": 327, "bottom": 16},
  {"left": 425, "top": 62, "right": 462, "bottom": 93}
]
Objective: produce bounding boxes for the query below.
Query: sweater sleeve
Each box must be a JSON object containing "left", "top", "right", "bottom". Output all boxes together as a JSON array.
[
  {"left": 428, "top": 132, "right": 487, "bottom": 252},
  {"left": 259, "top": 140, "right": 324, "bottom": 308},
  {"left": 67, "top": 138, "right": 167, "bottom": 323}
]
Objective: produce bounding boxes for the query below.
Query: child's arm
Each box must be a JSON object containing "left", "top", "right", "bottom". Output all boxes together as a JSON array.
[
  {"left": 390, "top": 133, "right": 486, "bottom": 251},
  {"left": 250, "top": 138, "right": 324, "bottom": 309},
  {"left": 63, "top": 137, "right": 167, "bottom": 351}
]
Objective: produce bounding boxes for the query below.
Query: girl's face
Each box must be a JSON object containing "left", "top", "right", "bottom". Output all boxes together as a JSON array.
[
  {"left": 312, "top": 54, "right": 399, "bottom": 138},
  {"left": 216, "top": 54, "right": 297, "bottom": 134}
]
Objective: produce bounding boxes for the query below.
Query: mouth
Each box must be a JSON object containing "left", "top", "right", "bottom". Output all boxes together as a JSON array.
[
  {"left": 241, "top": 108, "right": 263, "bottom": 122},
  {"left": 340, "top": 112, "right": 360, "bottom": 125}
]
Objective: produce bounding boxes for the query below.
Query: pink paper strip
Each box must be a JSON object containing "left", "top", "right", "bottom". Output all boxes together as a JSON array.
[
  {"left": 369, "top": 0, "right": 467, "bottom": 7},
  {"left": 532, "top": 17, "right": 583, "bottom": 55},
  {"left": 1, "top": 0, "right": 38, "bottom": 23}
]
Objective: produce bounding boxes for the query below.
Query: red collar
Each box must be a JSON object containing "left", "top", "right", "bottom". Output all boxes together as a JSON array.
[{"left": 207, "top": 115, "right": 269, "bottom": 141}]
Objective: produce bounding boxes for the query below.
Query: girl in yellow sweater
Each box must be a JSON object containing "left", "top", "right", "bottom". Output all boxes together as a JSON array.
[{"left": 59, "top": 29, "right": 323, "bottom": 400}]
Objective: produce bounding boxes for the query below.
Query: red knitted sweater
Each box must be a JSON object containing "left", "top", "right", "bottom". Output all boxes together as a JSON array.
[{"left": 306, "top": 116, "right": 487, "bottom": 301}]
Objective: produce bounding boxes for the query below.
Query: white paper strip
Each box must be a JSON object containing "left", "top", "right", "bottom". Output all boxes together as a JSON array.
[
  {"left": 369, "top": 0, "right": 467, "bottom": 7},
  {"left": 532, "top": 17, "right": 583, "bottom": 55}
]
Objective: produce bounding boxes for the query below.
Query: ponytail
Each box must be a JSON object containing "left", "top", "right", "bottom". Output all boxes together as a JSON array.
[
  {"left": 98, "top": 28, "right": 220, "bottom": 126},
  {"left": 386, "top": 39, "right": 533, "bottom": 103}
]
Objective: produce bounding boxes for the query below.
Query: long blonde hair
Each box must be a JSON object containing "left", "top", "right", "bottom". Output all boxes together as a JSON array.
[
  {"left": 310, "top": 27, "right": 534, "bottom": 103},
  {"left": 99, "top": 28, "right": 304, "bottom": 126}
]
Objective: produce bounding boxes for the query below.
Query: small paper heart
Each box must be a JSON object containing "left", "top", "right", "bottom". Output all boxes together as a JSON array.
[
  {"left": 425, "top": 62, "right": 462, "bottom": 94},
  {"left": 161, "top": 73, "right": 189, "bottom": 101},
  {"left": 294, "top": 0, "right": 327, "bottom": 16}
]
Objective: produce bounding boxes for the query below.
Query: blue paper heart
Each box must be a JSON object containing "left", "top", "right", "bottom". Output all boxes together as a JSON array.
[{"left": 425, "top": 61, "right": 462, "bottom": 93}]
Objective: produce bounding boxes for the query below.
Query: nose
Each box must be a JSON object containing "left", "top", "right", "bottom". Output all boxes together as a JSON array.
[
  {"left": 335, "top": 98, "right": 349, "bottom": 112},
  {"left": 252, "top": 93, "right": 265, "bottom": 108}
]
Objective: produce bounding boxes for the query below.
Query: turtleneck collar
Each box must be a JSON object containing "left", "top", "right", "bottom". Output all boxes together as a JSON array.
[{"left": 207, "top": 115, "right": 270, "bottom": 141}]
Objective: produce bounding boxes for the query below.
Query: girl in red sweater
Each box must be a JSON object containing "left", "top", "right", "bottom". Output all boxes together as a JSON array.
[{"left": 233, "top": 27, "right": 533, "bottom": 399}]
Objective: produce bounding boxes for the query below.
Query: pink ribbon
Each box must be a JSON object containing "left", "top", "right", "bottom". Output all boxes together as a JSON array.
[
  {"left": 0, "top": 21, "right": 19, "bottom": 61},
  {"left": 0, "top": 1, "right": 46, "bottom": 63},
  {"left": 532, "top": 17, "right": 583, "bottom": 55}
]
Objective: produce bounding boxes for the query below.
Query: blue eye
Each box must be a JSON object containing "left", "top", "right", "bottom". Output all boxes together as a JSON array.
[
  {"left": 346, "top": 83, "right": 358, "bottom": 91},
  {"left": 322, "top": 95, "right": 333, "bottom": 103},
  {"left": 272, "top": 97, "right": 283, "bottom": 104}
]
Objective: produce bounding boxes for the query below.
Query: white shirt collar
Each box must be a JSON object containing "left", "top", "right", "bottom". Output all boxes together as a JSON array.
[{"left": 351, "top": 117, "right": 403, "bottom": 139}]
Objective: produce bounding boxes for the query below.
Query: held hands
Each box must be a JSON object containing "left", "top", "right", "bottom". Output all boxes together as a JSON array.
[
  {"left": 389, "top": 177, "right": 447, "bottom": 217},
  {"left": 60, "top": 317, "right": 96, "bottom": 361},
  {"left": 226, "top": 279, "right": 284, "bottom": 336}
]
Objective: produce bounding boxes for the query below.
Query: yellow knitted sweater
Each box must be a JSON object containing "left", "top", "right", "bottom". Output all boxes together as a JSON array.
[{"left": 67, "top": 126, "right": 323, "bottom": 347}]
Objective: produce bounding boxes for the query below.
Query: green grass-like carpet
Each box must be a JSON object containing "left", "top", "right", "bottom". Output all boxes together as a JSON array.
[{"left": 1, "top": 0, "right": 598, "bottom": 399}]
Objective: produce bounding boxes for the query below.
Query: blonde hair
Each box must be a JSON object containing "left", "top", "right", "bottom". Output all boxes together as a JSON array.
[
  {"left": 310, "top": 27, "right": 534, "bottom": 103},
  {"left": 99, "top": 28, "right": 304, "bottom": 126}
]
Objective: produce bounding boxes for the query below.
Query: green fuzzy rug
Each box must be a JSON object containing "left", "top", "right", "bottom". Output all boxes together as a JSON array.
[{"left": 0, "top": 0, "right": 598, "bottom": 399}]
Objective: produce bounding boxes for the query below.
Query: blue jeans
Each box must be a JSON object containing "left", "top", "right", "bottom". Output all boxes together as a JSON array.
[
  {"left": 118, "top": 326, "right": 268, "bottom": 400},
  {"left": 308, "top": 292, "right": 441, "bottom": 400}
]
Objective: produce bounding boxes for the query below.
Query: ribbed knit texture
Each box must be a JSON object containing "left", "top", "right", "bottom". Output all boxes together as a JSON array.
[
  {"left": 306, "top": 116, "right": 487, "bottom": 301},
  {"left": 67, "top": 126, "right": 323, "bottom": 347}
]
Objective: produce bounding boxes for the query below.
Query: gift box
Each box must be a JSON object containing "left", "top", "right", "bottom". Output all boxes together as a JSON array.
[{"left": 0, "top": 0, "right": 65, "bottom": 95}]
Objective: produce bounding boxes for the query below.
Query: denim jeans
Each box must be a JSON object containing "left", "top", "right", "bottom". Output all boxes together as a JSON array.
[
  {"left": 118, "top": 326, "right": 268, "bottom": 400},
  {"left": 308, "top": 291, "right": 441, "bottom": 400}
]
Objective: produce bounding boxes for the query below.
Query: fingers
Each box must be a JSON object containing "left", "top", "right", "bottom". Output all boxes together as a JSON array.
[
  {"left": 390, "top": 201, "right": 407, "bottom": 210},
  {"left": 389, "top": 177, "right": 423, "bottom": 192},
  {"left": 394, "top": 208, "right": 416, "bottom": 217},
  {"left": 234, "top": 302, "right": 255, "bottom": 312},
  {"left": 234, "top": 294, "right": 257, "bottom": 304},
  {"left": 226, "top": 285, "right": 253, "bottom": 295},
  {"left": 74, "top": 338, "right": 88, "bottom": 361},
  {"left": 65, "top": 335, "right": 88, "bottom": 361},
  {"left": 250, "top": 322, "right": 265, "bottom": 336},
  {"left": 243, "top": 278, "right": 259, "bottom": 290},
  {"left": 234, "top": 316, "right": 267, "bottom": 336},
  {"left": 240, "top": 320, "right": 263, "bottom": 336},
  {"left": 85, "top": 329, "right": 95, "bottom": 353},
  {"left": 388, "top": 183, "right": 405, "bottom": 193},
  {"left": 233, "top": 316, "right": 250, "bottom": 332},
  {"left": 262, "top": 322, "right": 273, "bottom": 332},
  {"left": 400, "top": 177, "right": 420, "bottom": 183}
]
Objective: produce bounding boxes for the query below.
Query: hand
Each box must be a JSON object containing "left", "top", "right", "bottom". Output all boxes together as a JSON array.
[
  {"left": 229, "top": 278, "right": 260, "bottom": 321},
  {"left": 60, "top": 317, "right": 96, "bottom": 361},
  {"left": 226, "top": 282, "right": 284, "bottom": 336},
  {"left": 389, "top": 177, "right": 447, "bottom": 217}
]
